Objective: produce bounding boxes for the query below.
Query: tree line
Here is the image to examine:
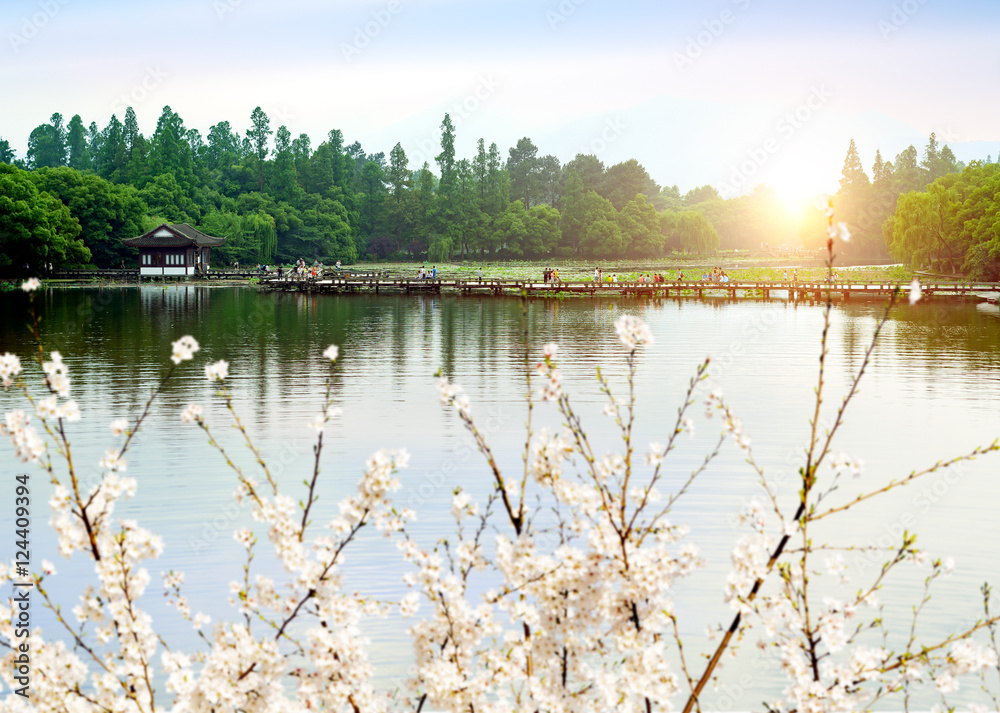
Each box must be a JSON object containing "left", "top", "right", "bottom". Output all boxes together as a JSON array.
[
  {"left": 800, "top": 134, "right": 972, "bottom": 259},
  {"left": 0, "top": 108, "right": 986, "bottom": 273},
  {"left": 0, "top": 108, "right": 726, "bottom": 271},
  {"left": 883, "top": 160, "right": 1000, "bottom": 280}
]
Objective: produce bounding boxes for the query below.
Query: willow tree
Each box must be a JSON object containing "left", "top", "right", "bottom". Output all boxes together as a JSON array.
[{"left": 241, "top": 210, "right": 277, "bottom": 262}]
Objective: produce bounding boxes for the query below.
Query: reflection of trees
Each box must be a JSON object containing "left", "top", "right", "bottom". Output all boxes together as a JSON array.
[
  {"left": 5, "top": 289, "right": 996, "bottom": 418},
  {"left": 839, "top": 301, "right": 1000, "bottom": 386}
]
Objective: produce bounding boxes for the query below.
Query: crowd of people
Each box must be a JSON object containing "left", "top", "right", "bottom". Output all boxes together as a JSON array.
[
  {"left": 218, "top": 262, "right": 852, "bottom": 286},
  {"left": 591, "top": 268, "right": 671, "bottom": 284},
  {"left": 700, "top": 267, "right": 731, "bottom": 283}
]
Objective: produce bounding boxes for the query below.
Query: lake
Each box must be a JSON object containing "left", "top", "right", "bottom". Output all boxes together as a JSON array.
[{"left": 2, "top": 285, "right": 999, "bottom": 709}]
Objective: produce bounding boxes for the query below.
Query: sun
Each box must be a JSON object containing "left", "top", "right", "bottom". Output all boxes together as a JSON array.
[{"left": 764, "top": 159, "right": 840, "bottom": 220}]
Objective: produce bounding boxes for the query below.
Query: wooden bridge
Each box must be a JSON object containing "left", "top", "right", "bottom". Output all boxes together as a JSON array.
[
  {"left": 260, "top": 277, "right": 1000, "bottom": 301},
  {"left": 48, "top": 268, "right": 390, "bottom": 282}
]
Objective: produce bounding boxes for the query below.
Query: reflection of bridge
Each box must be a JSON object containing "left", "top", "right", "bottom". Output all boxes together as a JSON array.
[
  {"left": 50, "top": 269, "right": 389, "bottom": 281},
  {"left": 262, "top": 278, "right": 1000, "bottom": 301}
]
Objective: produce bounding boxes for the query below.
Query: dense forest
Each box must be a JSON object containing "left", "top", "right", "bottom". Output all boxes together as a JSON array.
[
  {"left": 884, "top": 161, "right": 1000, "bottom": 280},
  {"left": 0, "top": 106, "right": 991, "bottom": 273}
]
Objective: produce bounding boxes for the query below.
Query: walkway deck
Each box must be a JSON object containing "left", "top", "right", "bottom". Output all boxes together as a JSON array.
[{"left": 260, "top": 277, "right": 1000, "bottom": 300}]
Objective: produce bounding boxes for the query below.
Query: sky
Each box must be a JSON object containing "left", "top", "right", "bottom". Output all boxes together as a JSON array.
[{"left": 3, "top": 0, "right": 999, "bottom": 212}]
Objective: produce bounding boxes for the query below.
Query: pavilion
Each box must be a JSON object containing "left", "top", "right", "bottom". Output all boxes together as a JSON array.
[{"left": 122, "top": 223, "right": 226, "bottom": 278}]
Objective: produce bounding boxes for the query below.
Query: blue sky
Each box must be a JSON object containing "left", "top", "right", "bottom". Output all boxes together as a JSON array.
[{"left": 3, "top": 0, "right": 999, "bottom": 209}]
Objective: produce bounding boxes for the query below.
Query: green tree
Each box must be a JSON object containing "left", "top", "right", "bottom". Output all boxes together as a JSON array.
[
  {"left": 66, "top": 114, "right": 92, "bottom": 170},
  {"left": 619, "top": 194, "right": 663, "bottom": 257},
  {"left": 139, "top": 173, "right": 199, "bottom": 224},
  {"left": 537, "top": 154, "right": 562, "bottom": 208},
  {"left": 0, "top": 164, "right": 90, "bottom": 271},
  {"left": 473, "top": 139, "right": 488, "bottom": 201},
  {"left": 892, "top": 145, "right": 923, "bottom": 194},
  {"left": 358, "top": 160, "right": 388, "bottom": 240},
  {"left": 885, "top": 162, "right": 1000, "bottom": 276},
  {"left": 494, "top": 200, "right": 528, "bottom": 256},
  {"left": 563, "top": 154, "right": 604, "bottom": 193},
  {"left": 676, "top": 211, "right": 719, "bottom": 253},
  {"left": 241, "top": 210, "right": 277, "bottom": 263},
  {"left": 271, "top": 125, "right": 298, "bottom": 203},
  {"left": 584, "top": 217, "right": 625, "bottom": 258},
  {"left": 388, "top": 142, "right": 411, "bottom": 202},
  {"left": 659, "top": 184, "right": 683, "bottom": 211},
  {"left": 385, "top": 142, "right": 412, "bottom": 253},
  {"left": 29, "top": 166, "right": 147, "bottom": 267},
  {"left": 507, "top": 137, "right": 540, "bottom": 208},
  {"left": 485, "top": 142, "right": 508, "bottom": 216},
  {"left": 0, "top": 138, "right": 15, "bottom": 164},
  {"left": 148, "top": 106, "right": 193, "bottom": 184},
  {"left": 87, "top": 122, "right": 102, "bottom": 167},
  {"left": 435, "top": 114, "right": 457, "bottom": 195},
  {"left": 839, "top": 139, "right": 870, "bottom": 193},
  {"left": 872, "top": 149, "right": 891, "bottom": 187},
  {"left": 206, "top": 121, "right": 242, "bottom": 172},
  {"left": 576, "top": 191, "right": 620, "bottom": 257},
  {"left": 247, "top": 106, "right": 272, "bottom": 192},
  {"left": 122, "top": 107, "right": 148, "bottom": 184},
  {"left": 292, "top": 133, "right": 312, "bottom": 184},
  {"left": 408, "top": 163, "right": 436, "bottom": 255},
  {"left": 26, "top": 115, "right": 68, "bottom": 169},
  {"left": 96, "top": 114, "right": 127, "bottom": 182},
  {"left": 600, "top": 159, "right": 660, "bottom": 211},
  {"left": 523, "top": 203, "right": 561, "bottom": 257},
  {"left": 682, "top": 184, "right": 720, "bottom": 206},
  {"left": 558, "top": 168, "right": 587, "bottom": 253}
]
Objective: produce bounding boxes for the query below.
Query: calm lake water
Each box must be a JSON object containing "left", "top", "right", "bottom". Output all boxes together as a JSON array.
[{"left": 2, "top": 285, "right": 999, "bottom": 709}]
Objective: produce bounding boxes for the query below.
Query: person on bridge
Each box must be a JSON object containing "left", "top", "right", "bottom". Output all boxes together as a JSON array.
[{"left": 432, "top": 266, "right": 437, "bottom": 279}]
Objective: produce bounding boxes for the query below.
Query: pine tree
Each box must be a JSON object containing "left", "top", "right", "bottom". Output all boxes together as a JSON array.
[
  {"left": 66, "top": 114, "right": 92, "bottom": 170},
  {"left": 247, "top": 106, "right": 272, "bottom": 192},
  {"left": 838, "top": 139, "right": 870, "bottom": 192},
  {"left": 872, "top": 149, "right": 891, "bottom": 186}
]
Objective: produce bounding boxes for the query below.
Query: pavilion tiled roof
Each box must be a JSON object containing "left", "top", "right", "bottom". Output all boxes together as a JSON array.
[{"left": 122, "top": 223, "right": 227, "bottom": 248}]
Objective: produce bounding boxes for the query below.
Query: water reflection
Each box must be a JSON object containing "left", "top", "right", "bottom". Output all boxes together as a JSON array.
[{"left": 1, "top": 286, "right": 998, "bottom": 707}]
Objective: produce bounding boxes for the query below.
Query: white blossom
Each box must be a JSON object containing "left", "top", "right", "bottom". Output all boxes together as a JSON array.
[
  {"left": 0, "top": 352, "right": 22, "bottom": 387},
  {"left": 42, "top": 351, "right": 71, "bottom": 397},
  {"left": 21, "top": 277, "right": 41, "bottom": 292},
  {"left": 98, "top": 448, "right": 126, "bottom": 472},
  {"left": 170, "top": 335, "right": 200, "bottom": 365},
  {"left": 180, "top": 403, "right": 203, "bottom": 424},
  {"left": 205, "top": 359, "right": 229, "bottom": 382},
  {"left": 400, "top": 591, "right": 421, "bottom": 618},
  {"left": 614, "top": 314, "right": 654, "bottom": 350},
  {"left": 827, "top": 221, "right": 851, "bottom": 242},
  {"left": 322, "top": 344, "right": 340, "bottom": 361},
  {"left": 307, "top": 415, "right": 325, "bottom": 433}
]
